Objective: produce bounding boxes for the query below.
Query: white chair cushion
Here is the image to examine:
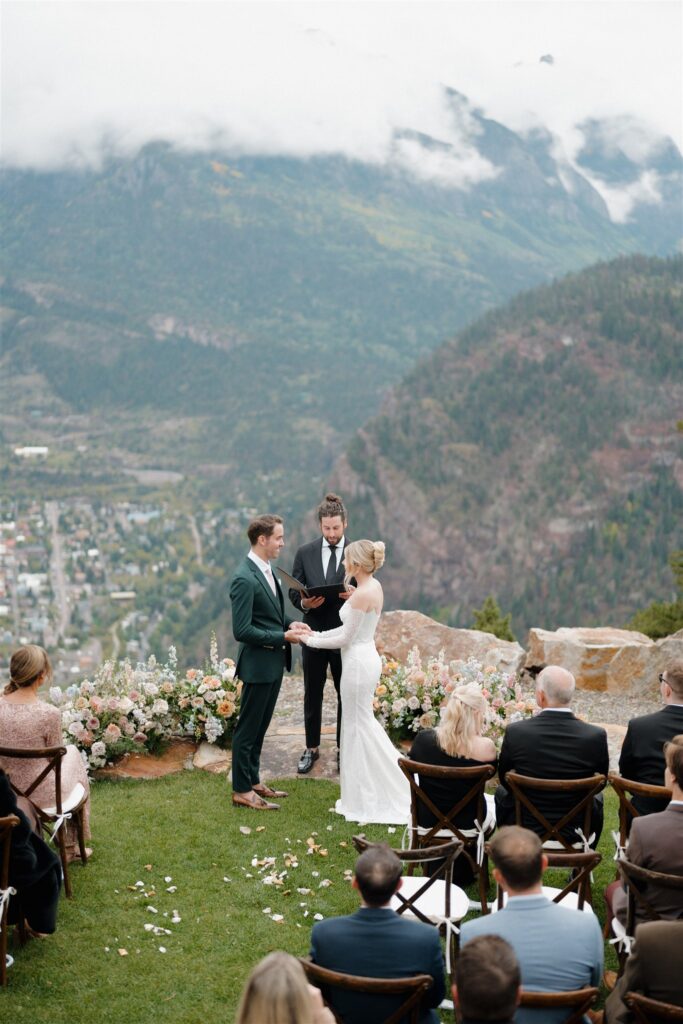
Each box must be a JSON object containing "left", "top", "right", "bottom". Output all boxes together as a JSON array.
[
  {"left": 43, "top": 782, "right": 86, "bottom": 817},
  {"left": 416, "top": 793, "right": 497, "bottom": 840},
  {"left": 390, "top": 876, "right": 470, "bottom": 923}
]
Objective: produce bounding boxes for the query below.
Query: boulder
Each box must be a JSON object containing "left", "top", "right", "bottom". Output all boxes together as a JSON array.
[
  {"left": 523, "top": 626, "right": 683, "bottom": 694},
  {"left": 193, "top": 741, "right": 231, "bottom": 774},
  {"left": 376, "top": 610, "right": 525, "bottom": 674},
  {"left": 95, "top": 739, "right": 197, "bottom": 779}
]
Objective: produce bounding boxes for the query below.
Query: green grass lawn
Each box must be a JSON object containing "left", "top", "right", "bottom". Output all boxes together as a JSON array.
[{"left": 6, "top": 775, "right": 619, "bottom": 1023}]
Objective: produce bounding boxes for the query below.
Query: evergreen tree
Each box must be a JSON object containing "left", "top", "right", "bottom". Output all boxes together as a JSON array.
[{"left": 471, "top": 596, "right": 516, "bottom": 642}]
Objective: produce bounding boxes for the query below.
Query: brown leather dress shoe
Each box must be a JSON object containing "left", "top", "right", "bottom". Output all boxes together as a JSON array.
[
  {"left": 232, "top": 792, "right": 279, "bottom": 811},
  {"left": 253, "top": 783, "right": 288, "bottom": 799}
]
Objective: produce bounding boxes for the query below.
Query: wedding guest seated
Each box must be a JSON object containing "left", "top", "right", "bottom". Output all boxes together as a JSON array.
[
  {"left": 604, "top": 920, "right": 683, "bottom": 1023},
  {"left": 496, "top": 665, "right": 608, "bottom": 845},
  {"left": 453, "top": 935, "right": 521, "bottom": 1024},
  {"left": 0, "top": 768, "right": 61, "bottom": 937},
  {"left": 310, "top": 844, "right": 446, "bottom": 1024},
  {"left": 607, "top": 734, "right": 683, "bottom": 927},
  {"left": 409, "top": 681, "right": 497, "bottom": 883},
  {"left": 0, "top": 645, "right": 91, "bottom": 863},
  {"left": 461, "top": 826, "right": 603, "bottom": 1024},
  {"left": 236, "top": 951, "right": 334, "bottom": 1024},
  {"left": 618, "top": 662, "right": 683, "bottom": 815}
]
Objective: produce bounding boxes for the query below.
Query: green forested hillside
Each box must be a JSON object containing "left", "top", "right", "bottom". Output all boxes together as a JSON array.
[{"left": 334, "top": 255, "right": 683, "bottom": 634}]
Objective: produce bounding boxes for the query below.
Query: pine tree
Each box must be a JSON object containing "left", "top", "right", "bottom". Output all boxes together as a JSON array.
[{"left": 471, "top": 596, "right": 516, "bottom": 642}]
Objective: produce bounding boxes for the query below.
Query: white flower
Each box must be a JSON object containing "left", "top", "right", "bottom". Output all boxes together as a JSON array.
[
  {"left": 407, "top": 696, "right": 420, "bottom": 710},
  {"left": 91, "top": 741, "right": 106, "bottom": 757},
  {"left": 49, "top": 686, "right": 64, "bottom": 705},
  {"left": 151, "top": 699, "right": 169, "bottom": 716},
  {"left": 143, "top": 682, "right": 159, "bottom": 696}
]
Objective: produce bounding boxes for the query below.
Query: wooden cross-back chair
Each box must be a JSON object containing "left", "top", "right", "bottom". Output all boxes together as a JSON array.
[
  {"left": 398, "top": 757, "right": 495, "bottom": 913},
  {"left": 352, "top": 834, "right": 467, "bottom": 971},
  {"left": 0, "top": 814, "right": 20, "bottom": 988},
  {"left": 491, "top": 848, "right": 602, "bottom": 913},
  {"left": 0, "top": 745, "right": 88, "bottom": 899},
  {"left": 608, "top": 774, "right": 672, "bottom": 847},
  {"left": 624, "top": 992, "right": 683, "bottom": 1023},
  {"left": 299, "top": 958, "right": 433, "bottom": 1024},
  {"left": 611, "top": 859, "right": 683, "bottom": 974},
  {"left": 519, "top": 986, "right": 600, "bottom": 1024},
  {"left": 503, "top": 772, "right": 606, "bottom": 904}
]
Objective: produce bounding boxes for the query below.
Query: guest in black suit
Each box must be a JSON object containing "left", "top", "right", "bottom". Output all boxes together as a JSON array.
[
  {"left": 310, "top": 844, "right": 446, "bottom": 1024},
  {"left": 453, "top": 935, "right": 521, "bottom": 1024},
  {"left": 0, "top": 768, "right": 61, "bottom": 935},
  {"left": 289, "top": 493, "right": 352, "bottom": 774},
  {"left": 619, "top": 662, "right": 683, "bottom": 815},
  {"left": 496, "top": 665, "right": 609, "bottom": 843}
]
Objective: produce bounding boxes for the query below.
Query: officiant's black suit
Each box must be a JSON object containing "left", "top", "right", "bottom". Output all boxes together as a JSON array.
[{"left": 289, "top": 537, "right": 348, "bottom": 749}]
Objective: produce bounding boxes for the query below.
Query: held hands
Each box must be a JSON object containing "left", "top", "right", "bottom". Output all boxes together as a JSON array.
[{"left": 285, "top": 621, "right": 313, "bottom": 645}]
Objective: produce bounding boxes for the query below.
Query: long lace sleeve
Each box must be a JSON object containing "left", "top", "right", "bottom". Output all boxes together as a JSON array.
[{"left": 304, "top": 607, "right": 367, "bottom": 650}]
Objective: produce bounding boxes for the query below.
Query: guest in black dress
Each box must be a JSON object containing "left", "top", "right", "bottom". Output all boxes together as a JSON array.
[
  {"left": 0, "top": 768, "right": 61, "bottom": 935},
  {"left": 409, "top": 683, "right": 497, "bottom": 883}
]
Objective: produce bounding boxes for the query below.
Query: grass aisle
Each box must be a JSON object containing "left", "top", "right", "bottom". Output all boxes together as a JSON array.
[{"left": 7, "top": 775, "right": 619, "bottom": 1023}]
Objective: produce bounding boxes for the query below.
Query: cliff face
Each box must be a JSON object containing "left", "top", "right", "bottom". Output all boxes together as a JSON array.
[{"left": 332, "top": 255, "right": 683, "bottom": 635}]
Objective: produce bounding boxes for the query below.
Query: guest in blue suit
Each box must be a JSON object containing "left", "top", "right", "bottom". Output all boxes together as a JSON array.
[
  {"left": 310, "top": 844, "right": 446, "bottom": 1024},
  {"left": 461, "top": 827, "right": 603, "bottom": 1024}
]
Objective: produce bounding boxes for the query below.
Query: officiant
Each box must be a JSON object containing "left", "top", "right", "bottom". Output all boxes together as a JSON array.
[{"left": 289, "top": 493, "right": 352, "bottom": 774}]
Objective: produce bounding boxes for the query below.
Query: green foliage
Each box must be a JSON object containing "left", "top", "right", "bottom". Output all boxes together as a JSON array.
[
  {"left": 628, "top": 549, "right": 683, "bottom": 639},
  {"left": 471, "top": 595, "right": 516, "bottom": 641}
]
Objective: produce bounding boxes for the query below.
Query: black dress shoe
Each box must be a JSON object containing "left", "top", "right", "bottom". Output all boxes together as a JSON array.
[{"left": 297, "top": 749, "right": 319, "bottom": 774}]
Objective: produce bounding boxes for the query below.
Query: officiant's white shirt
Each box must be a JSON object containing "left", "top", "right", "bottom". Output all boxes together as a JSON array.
[{"left": 322, "top": 536, "right": 345, "bottom": 575}]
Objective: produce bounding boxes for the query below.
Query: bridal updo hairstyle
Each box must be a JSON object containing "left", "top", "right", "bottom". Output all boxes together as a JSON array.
[
  {"left": 235, "top": 951, "right": 318, "bottom": 1024},
  {"left": 4, "top": 644, "right": 52, "bottom": 696},
  {"left": 435, "top": 682, "right": 488, "bottom": 758},
  {"left": 344, "top": 539, "right": 385, "bottom": 576}
]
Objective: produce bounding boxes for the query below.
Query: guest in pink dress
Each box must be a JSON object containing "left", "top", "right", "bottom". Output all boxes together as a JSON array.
[{"left": 0, "top": 645, "right": 91, "bottom": 861}]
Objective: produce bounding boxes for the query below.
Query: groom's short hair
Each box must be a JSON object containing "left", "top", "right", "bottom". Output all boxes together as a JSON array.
[
  {"left": 247, "top": 514, "right": 283, "bottom": 545},
  {"left": 354, "top": 845, "right": 402, "bottom": 906}
]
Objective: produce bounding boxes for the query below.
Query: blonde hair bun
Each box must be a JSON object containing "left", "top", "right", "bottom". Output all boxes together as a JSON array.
[{"left": 372, "top": 541, "right": 386, "bottom": 571}]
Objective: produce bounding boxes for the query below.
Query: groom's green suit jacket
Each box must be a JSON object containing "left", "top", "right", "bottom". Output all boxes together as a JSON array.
[{"left": 230, "top": 557, "right": 292, "bottom": 684}]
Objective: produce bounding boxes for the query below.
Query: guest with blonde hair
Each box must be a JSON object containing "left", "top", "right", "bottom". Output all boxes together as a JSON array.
[
  {"left": 0, "top": 645, "right": 91, "bottom": 861},
  {"left": 235, "top": 951, "right": 334, "bottom": 1024},
  {"left": 409, "top": 682, "right": 497, "bottom": 883}
]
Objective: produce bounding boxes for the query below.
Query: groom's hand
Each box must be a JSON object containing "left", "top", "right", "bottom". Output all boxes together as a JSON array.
[{"left": 302, "top": 595, "right": 325, "bottom": 609}]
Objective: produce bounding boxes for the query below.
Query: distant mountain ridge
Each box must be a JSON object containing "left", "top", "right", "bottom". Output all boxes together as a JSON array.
[
  {"left": 1, "top": 95, "right": 681, "bottom": 516},
  {"left": 332, "top": 254, "right": 683, "bottom": 635}
]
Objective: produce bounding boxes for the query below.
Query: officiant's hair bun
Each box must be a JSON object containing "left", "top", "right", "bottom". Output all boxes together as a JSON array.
[{"left": 317, "top": 492, "right": 347, "bottom": 522}]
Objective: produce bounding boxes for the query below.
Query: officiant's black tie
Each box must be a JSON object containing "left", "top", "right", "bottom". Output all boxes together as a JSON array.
[{"left": 325, "top": 545, "right": 338, "bottom": 584}]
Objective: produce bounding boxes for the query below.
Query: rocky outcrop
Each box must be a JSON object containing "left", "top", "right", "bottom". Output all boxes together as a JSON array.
[
  {"left": 376, "top": 610, "right": 525, "bottom": 673},
  {"left": 524, "top": 626, "right": 683, "bottom": 694}
]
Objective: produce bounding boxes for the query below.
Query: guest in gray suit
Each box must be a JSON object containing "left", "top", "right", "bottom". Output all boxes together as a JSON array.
[
  {"left": 611, "top": 733, "right": 683, "bottom": 926},
  {"left": 461, "top": 827, "right": 603, "bottom": 1024},
  {"left": 310, "top": 844, "right": 445, "bottom": 1024}
]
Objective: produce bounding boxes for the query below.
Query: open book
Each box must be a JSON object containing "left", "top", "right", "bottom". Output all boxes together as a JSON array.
[{"left": 276, "top": 566, "right": 347, "bottom": 599}]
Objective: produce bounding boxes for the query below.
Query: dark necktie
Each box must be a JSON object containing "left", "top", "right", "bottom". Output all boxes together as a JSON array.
[{"left": 325, "top": 544, "right": 337, "bottom": 584}]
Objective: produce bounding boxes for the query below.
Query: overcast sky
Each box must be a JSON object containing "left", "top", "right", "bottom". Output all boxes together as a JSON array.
[{"left": 2, "top": 0, "right": 681, "bottom": 183}]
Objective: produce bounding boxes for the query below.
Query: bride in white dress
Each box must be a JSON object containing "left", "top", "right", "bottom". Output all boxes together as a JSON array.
[{"left": 302, "top": 539, "right": 410, "bottom": 824}]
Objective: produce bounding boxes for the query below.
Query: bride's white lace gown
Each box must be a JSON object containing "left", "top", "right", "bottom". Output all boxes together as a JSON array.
[{"left": 306, "top": 603, "right": 410, "bottom": 824}]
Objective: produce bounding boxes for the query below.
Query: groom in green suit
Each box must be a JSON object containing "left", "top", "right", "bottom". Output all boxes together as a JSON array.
[{"left": 230, "top": 514, "right": 309, "bottom": 810}]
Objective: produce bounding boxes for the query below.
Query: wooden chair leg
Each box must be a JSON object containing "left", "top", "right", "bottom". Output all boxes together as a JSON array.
[
  {"left": 76, "top": 810, "right": 88, "bottom": 865},
  {"left": 55, "top": 826, "right": 72, "bottom": 899},
  {"left": 0, "top": 913, "right": 7, "bottom": 988}
]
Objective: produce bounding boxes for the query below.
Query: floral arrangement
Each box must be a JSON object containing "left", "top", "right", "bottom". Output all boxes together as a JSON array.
[
  {"left": 48, "top": 636, "right": 241, "bottom": 771},
  {"left": 374, "top": 648, "right": 535, "bottom": 746}
]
